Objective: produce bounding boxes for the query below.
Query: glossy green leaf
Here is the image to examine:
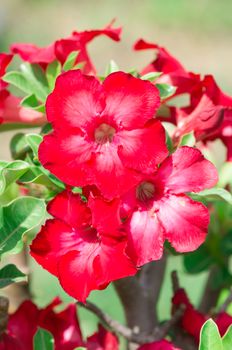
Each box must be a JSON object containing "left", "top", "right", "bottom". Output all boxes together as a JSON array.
[
  {"left": 26, "top": 134, "right": 43, "bottom": 159},
  {"left": 34, "top": 328, "right": 54, "bottom": 350},
  {"left": 222, "top": 325, "right": 232, "bottom": 350},
  {"left": 0, "top": 196, "right": 46, "bottom": 255},
  {"left": 0, "top": 160, "right": 30, "bottom": 195},
  {"left": 10, "top": 133, "right": 27, "bottom": 160},
  {"left": 63, "top": 51, "right": 79, "bottom": 71},
  {"left": 2, "top": 71, "right": 31, "bottom": 94},
  {"left": 105, "top": 60, "right": 120, "bottom": 75},
  {"left": 156, "top": 83, "right": 176, "bottom": 99},
  {"left": 184, "top": 244, "right": 213, "bottom": 274},
  {"left": 179, "top": 131, "right": 196, "bottom": 147},
  {"left": 20, "top": 63, "right": 49, "bottom": 102},
  {"left": 0, "top": 264, "right": 26, "bottom": 288},
  {"left": 20, "top": 94, "right": 39, "bottom": 108},
  {"left": 46, "top": 60, "right": 61, "bottom": 91},
  {"left": 199, "top": 319, "right": 223, "bottom": 350},
  {"left": 192, "top": 188, "right": 232, "bottom": 205},
  {"left": 141, "top": 72, "right": 162, "bottom": 81}
]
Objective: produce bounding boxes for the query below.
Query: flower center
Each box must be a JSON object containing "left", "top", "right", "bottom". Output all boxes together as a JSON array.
[
  {"left": 94, "top": 123, "right": 116, "bottom": 144},
  {"left": 136, "top": 181, "right": 155, "bottom": 202}
]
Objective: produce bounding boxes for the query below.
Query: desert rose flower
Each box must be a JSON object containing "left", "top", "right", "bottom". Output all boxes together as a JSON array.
[
  {"left": 119, "top": 147, "right": 218, "bottom": 266},
  {"left": 138, "top": 339, "right": 181, "bottom": 350},
  {"left": 30, "top": 190, "right": 137, "bottom": 301},
  {"left": 39, "top": 69, "right": 167, "bottom": 199}
]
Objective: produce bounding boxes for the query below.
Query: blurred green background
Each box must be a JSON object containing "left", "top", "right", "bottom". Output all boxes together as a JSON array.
[{"left": 1, "top": 0, "right": 231, "bottom": 339}]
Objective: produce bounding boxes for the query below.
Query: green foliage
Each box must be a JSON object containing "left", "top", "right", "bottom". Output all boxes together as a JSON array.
[
  {"left": 63, "top": 51, "right": 79, "bottom": 71},
  {"left": 199, "top": 319, "right": 223, "bottom": 350},
  {"left": 3, "top": 63, "right": 49, "bottom": 103},
  {"left": 199, "top": 319, "right": 232, "bottom": 350},
  {"left": 46, "top": 60, "right": 62, "bottom": 91},
  {"left": 184, "top": 244, "right": 214, "bottom": 274},
  {"left": 26, "top": 133, "right": 43, "bottom": 159},
  {"left": 0, "top": 264, "right": 26, "bottom": 288},
  {"left": 33, "top": 328, "right": 54, "bottom": 350},
  {"left": 156, "top": 83, "right": 176, "bottom": 99},
  {"left": 179, "top": 131, "right": 196, "bottom": 147},
  {"left": 0, "top": 160, "right": 30, "bottom": 195},
  {"left": 141, "top": 72, "right": 162, "bottom": 81},
  {"left": 105, "top": 60, "right": 120, "bottom": 75},
  {"left": 0, "top": 196, "right": 46, "bottom": 256}
]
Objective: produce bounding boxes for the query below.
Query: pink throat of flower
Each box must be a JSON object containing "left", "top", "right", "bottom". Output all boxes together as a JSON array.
[
  {"left": 94, "top": 123, "right": 116, "bottom": 144},
  {"left": 136, "top": 181, "right": 155, "bottom": 202}
]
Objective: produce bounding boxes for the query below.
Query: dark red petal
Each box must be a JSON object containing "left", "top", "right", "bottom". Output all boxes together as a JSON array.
[
  {"left": 138, "top": 339, "right": 181, "bottom": 350},
  {"left": 103, "top": 72, "right": 160, "bottom": 129},
  {"left": 156, "top": 146, "right": 218, "bottom": 194},
  {"left": 117, "top": 120, "right": 168, "bottom": 172},
  {"left": 39, "top": 300, "right": 84, "bottom": 349},
  {"left": 8, "top": 300, "right": 39, "bottom": 350},
  {"left": 87, "top": 324, "right": 119, "bottom": 350},
  {"left": 215, "top": 312, "right": 232, "bottom": 337},
  {"left": 158, "top": 194, "right": 209, "bottom": 252},
  {"left": 46, "top": 70, "right": 105, "bottom": 130},
  {"left": 48, "top": 191, "right": 91, "bottom": 229},
  {"left": 0, "top": 53, "right": 13, "bottom": 77},
  {"left": 126, "top": 210, "right": 164, "bottom": 266}
]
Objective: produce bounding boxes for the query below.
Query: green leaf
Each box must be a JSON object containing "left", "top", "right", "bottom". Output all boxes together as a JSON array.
[
  {"left": 10, "top": 133, "right": 27, "bottom": 159},
  {"left": 46, "top": 60, "right": 62, "bottom": 91},
  {"left": 220, "top": 232, "right": 232, "bottom": 255},
  {"left": 184, "top": 244, "right": 213, "bottom": 274},
  {"left": 222, "top": 325, "right": 232, "bottom": 350},
  {"left": 0, "top": 160, "right": 30, "bottom": 195},
  {"left": 0, "top": 196, "right": 46, "bottom": 255},
  {"left": 63, "top": 51, "right": 79, "bottom": 71},
  {"left": 179, "top": 131, "right": 196, "bottom": 147},
  {"left": 26, "top": 134, "right": 43, "bottom": 159},
  {"left": 156, "top": 83, "right": 176, "bottom": 99},
  {"left": 0, "top": 264, "right": 26, "bottom": 288},
  {"left": 20, "top": 63, "right": 49, "bottom": 102},
  {"left": 218, "top": 162, "right": 232, "bottom": 188},
  {"left": 199, "top": 319, "right": 223, "bottom": 350},
  {"left": 105, "top": 60, "right": 120, "bottom": 75},
  {"left": 191, "top": 188, "right": 232, "bottom": 205},
  {"left": 34, "top": 328, "right": 54, "bottom": 350},
  {"left": 141, "top": 72, "right": 162, "bottom": 81},
  {"left": 20, "top": 94, "right": 39, "bottom": 108},
  {"left": 165, "top": 130, "right": 174, "bottom": 152},
  {"left": 3, "top": 71, "right": 31, "bottom": 94}
]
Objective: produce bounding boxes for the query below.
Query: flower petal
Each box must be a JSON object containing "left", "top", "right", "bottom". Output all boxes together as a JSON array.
[
  {"left": 158, "top": 194, "right": 209, "bottom": 252},
  {"left": 102, "top": 71, "right": 160, "bottom": 129},
  {"left": 156, "top": 146, "right": 218, "bottom": 194},
  {"left": 117, "top": 120, "right": 168, "bottom": 172},
  {"left": 58, "top": 238, "right": 136, "bottom": 302},
  {"left": 46, "top": 70, "right": 105, "bottom": 130},
  {"left": 126, "top": 210, "right": 164, "bottom": 266}
]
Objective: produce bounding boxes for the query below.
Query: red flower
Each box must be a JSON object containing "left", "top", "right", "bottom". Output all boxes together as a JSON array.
[
  {"left": 172, "top": 289, "right": 206, "bottom": 342},
  {"left": 138, "top": 339, "right": 181, "bottom": 350},
  {"left": 215, "top": 312, "right": 232, "bottom": 337},
  {"left": 11, "top": 21, "right": 121, "bottom": 73},
  {"left": 30, "top": 190, "right": 137, "bottom": 301},
  {"left": 39, "top": 69, "right": 167, "bottom": 199},
  {"left": 0, "top": 298, "right": 84, "bottom": 350},
  {"left": 87, "top": 325, "right": 119, "bottom": 350},
  {"left": 134, "top": 39, "right": 200, "bottom": 96},
  {"left": 0, "top": 53, "right": 13, "bottom": 91},
  {"left": 39, "top": 297, "right": 84, "bottom": 349},
  {"left": 120, "top": 147, "right": 217, "bottom": 266}
]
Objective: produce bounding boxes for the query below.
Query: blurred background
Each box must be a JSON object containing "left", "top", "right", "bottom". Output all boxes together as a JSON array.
[{"left": 1, "top": 0, "right": 232, "bottom": 338}]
